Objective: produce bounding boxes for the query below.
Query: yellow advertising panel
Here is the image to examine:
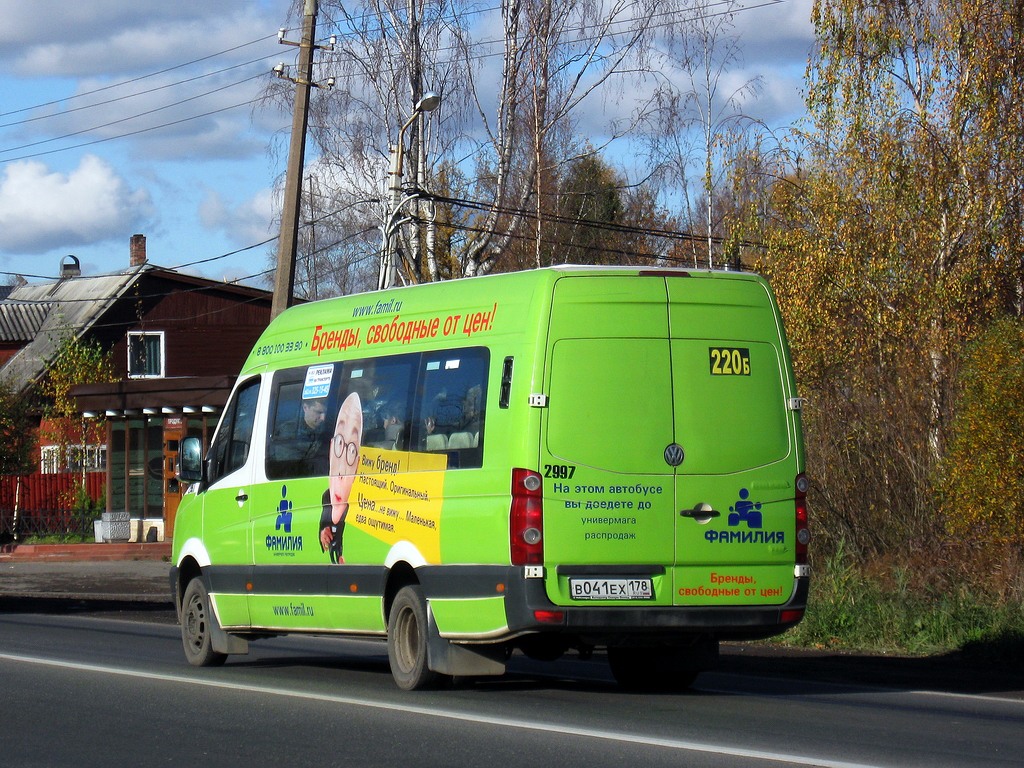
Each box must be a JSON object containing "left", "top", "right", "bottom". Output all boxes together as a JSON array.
[{"left": 349, "top": 446, "right": 447, "bottom": 562}]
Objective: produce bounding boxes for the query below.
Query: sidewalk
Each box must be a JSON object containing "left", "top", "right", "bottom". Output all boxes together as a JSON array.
[{"left": 0, "top": 543, "right": 173, "bottom": 604}]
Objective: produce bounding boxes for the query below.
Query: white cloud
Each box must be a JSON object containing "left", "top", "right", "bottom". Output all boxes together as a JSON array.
[
  {"left": 199, "top": 186, "right": 277, "bottom": 246},
  {"left": 0, "top": 2, "right": 274, "bottom": 75},
  {"left": 0, "top": 1, "right": 818, "bottom": 278},
  {"left": 736, "top": 0, "right": 816, "bottom": 57},
  {"left": 0, "top": 155, "right": 153, "bottom": 253},
  {"left": 0, "top": 2, "right": 287, "bottom": 164}
]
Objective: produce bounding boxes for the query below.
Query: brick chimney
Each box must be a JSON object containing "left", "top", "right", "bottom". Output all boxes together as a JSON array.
[{"left": 130, "top": 234, "right": 147, "bottom": 267}]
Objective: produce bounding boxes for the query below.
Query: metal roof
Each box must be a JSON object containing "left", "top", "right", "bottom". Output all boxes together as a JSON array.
[
  {"left": 0, "top": 300, "right": 52, "bottom": 342},
  {"left": 0, "top": 262, "right": 273, "bottom": 397},
  {"left": 0, "top": 267, "right": 143, "bottom": 394}
]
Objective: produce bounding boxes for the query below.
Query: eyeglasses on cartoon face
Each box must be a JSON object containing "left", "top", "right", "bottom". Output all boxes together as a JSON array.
[{"left": 331, "top": 434, "right": 359, "bottom": 464}]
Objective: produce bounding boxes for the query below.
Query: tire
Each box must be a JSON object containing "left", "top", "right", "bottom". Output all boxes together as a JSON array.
[
  {"left": 180, "top": 577, "right": 228, "bottom": 667},
  {"left": 607, "top": 645, "right": 701, "bottom": 692},
  {"left": 387, "top": 585, "right": 442, "bottom": 690}
]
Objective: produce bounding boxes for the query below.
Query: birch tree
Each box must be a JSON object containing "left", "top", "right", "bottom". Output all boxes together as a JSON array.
[
  {"left": 274, "top": 0, "right": 672, "bottom": 288},
  {"left": 758, "top": 0, "right": 1024, "bottom": 562},
  {"left": 644, "top": 0, "right": 762, "bottom": 268}
]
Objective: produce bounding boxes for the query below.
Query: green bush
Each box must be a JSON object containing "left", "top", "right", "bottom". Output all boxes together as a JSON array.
[{"left": 782, "top": 542, "right": 1024, "bottom": 656}]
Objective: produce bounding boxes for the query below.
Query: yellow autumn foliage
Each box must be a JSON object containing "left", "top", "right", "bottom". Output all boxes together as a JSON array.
[
  {"left": 746, "top": 0, "right": 1024, "bottom": 566},
  {"left": 941, "top": 319, "right": 1024, "bottom": 545}
]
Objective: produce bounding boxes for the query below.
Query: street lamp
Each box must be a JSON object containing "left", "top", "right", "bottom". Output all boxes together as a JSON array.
[{"left": 378, "top": 91, "right": 441, "bottom": 290}]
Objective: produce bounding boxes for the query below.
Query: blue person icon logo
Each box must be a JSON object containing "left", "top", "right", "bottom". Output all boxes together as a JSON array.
[
  {"left": 728, "top": 488, "right": 763, "bottom": 529},
  {"left": 275, "top": 485, "right": 293, "bottom": 533}
]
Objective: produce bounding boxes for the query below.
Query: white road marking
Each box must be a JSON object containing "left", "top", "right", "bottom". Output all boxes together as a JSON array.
[{"left": 1, "top": 651, "right": 881, "bottom": 768}]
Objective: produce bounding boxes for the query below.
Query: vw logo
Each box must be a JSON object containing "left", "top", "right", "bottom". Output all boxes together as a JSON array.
[{"left": 664, "top": 443, "right": 685, "bottom": 467}]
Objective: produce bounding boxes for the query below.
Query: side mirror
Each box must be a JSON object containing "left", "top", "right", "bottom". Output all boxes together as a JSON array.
[{"left": 178, "top": 436, "right": 204, "bottom": 484}]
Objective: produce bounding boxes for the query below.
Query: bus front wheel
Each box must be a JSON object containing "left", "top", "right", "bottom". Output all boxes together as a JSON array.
[{"left": 180, "top": 577, "right": 227, "bottom": 667}]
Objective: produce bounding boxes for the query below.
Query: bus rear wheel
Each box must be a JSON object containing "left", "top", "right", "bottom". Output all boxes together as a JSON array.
[{"left": 387, "top": 585, "right": 443, "bottom": 690}]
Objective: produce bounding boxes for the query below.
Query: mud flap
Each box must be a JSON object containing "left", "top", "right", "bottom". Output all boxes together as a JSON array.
[
  {"left": 208, "top": 601, "right": 250, "bottom": 656},
  {"left": 426, "top": 608, "right": 506, "bottom": 677},
  {"left": 211, "top": 627, "right": 250, "bottom": 655}
]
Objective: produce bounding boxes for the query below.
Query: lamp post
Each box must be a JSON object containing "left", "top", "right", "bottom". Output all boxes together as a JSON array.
[{"left": 378, "top": 91, "right": 441, "bottom": 291}]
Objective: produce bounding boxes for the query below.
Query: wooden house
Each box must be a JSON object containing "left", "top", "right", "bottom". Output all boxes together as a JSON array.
[{"left": 0, "top": 235, "right": 274, "bottom": 540}]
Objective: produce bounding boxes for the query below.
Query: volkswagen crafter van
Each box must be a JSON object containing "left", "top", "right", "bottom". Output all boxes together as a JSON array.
[{"left": 171, "top": 266, "right": 809, "bottom": 690}]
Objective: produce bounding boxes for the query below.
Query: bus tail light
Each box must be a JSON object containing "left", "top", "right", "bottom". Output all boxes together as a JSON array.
[
  {"left": 511, "top": 468, "right": 544, "bottom": 565},
  {"left": 795, "top": 473, "right": 810, "bottom": 565},
  {"left": 534, "top": 610, "right": 565, "bottom": 624}
]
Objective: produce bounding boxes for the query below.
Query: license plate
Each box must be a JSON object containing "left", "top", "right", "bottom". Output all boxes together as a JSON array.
[{"left": 569, "top": 577, "right": 653, "bottom": 600}]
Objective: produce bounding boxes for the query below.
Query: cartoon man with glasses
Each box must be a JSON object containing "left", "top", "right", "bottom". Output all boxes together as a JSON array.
[{"left": 319, "top": 391, "right": 362, "bottom": 563}]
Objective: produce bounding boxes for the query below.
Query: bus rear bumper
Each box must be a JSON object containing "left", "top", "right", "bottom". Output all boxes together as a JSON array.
[{"left": 503, "top": 568, "right": 809, "bottom": 643}]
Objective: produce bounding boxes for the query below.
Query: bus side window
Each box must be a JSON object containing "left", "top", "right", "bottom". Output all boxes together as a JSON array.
[
  {"left": 346, "top": 355, "right": 417, "bottom": 452},
  {"left": 208, "top": 376, "right": 261, "bottom": 484},
  {"left": 266, "top": 373, "right": 331, "bottom": 480},
  {"left": 415, "top": 348, "right": 488, "bottom": 468}
]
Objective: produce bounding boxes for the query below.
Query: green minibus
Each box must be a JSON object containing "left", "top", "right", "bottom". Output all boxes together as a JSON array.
[{"left": 171, "top": 266, "right": 809, "bottom": 690}]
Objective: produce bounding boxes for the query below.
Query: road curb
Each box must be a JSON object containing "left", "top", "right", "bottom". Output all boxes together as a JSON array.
[
  {"left": 0, "top": 591, "right": 173, "bottom": 604},
  {"left": 0, "top": 542, "right": 172, "bottom": 562}
]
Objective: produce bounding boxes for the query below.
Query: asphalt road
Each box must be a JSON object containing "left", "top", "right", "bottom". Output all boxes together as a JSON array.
[{"left": 1, "top": 608, "right": 1022, "bottom": 767}]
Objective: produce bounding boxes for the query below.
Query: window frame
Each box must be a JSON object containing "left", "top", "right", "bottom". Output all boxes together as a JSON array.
[
  {"left": 39, "top": 444, "right": 107, "bottom": 474},
  {"left": 127, "top": 330, "right": 166, "bottom": 379},
  {"left": 265, "top": 370, "right": 335, "bottom": 481},
  {"left": 208, "top": 376, "right": 261, "bottom": 485}
]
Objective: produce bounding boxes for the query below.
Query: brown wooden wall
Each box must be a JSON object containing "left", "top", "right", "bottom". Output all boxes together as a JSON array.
[
  {"left": 99, "top": 273, "right": 273, "bottom": 379},
  {"left": 0, "top": 344, "right": 22, "bottom": 367}
]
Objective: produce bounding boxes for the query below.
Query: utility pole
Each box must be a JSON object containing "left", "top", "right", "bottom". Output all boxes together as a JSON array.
[{"left": 271, "top": 0, "right": 318, "bottom": 319}]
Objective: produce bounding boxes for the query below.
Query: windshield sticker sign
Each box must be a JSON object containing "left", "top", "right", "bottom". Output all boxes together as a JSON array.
[{"left": 302, "top": 364, "right": 334, "bottom": 399}]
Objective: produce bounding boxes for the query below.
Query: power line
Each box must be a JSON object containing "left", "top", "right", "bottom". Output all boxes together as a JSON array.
[
  {"left": 317, "top": 0, "right": 782, "bottom": 69},
  {"left": 0, "top": 54, "right": 279, "bottom": 131},
  {"left": 422, "top": 191, "right": 766, "bottom": 250},
  {"left": 0, "top": 34, "right": 278, "bottom": 119},
  {"left": 0, "top": 235, "right": 279, "bottom": 290},
  {"left": 4, "top": 0, "right": 782, "bottom": 132},
  {"left": 0, "top": 95, "right": 264, "bottom": 164},
  {"left": 0, "top": 72, "right": 267, "bottom": 156},
  {"left": 0, "top": 0, "right": 787, "bottom": 165},
  {"left": 0, "top": 197, "right": 373, "bottom": 288}
]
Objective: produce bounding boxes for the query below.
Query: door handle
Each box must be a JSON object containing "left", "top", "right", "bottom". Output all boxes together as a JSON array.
[
  {"left": 235, "top": 491, "right": 249, "bottom": 504},
  {"left": 680, "top": 503, "right": 719, "bottom": 520}
]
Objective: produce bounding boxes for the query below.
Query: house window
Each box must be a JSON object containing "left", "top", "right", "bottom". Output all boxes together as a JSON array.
[
  {"left": 40, "top": 444, "right": 107, "bottom": 474},
  {"left": 128, "top": 331, "right": 165, "bottom": 378},
  {"left": 67, "top": 444, "right": 107, "bottom": 473},
  {"left": 40, "top": 446, "right": 60, "bottom": 474}
]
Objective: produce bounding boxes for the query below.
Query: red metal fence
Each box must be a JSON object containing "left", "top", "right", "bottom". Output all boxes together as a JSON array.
[{"left": 0, "top": 473, "right": 105, "bottom": 537}]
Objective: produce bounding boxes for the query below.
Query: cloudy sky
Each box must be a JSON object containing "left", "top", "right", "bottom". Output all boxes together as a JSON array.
[{"left": 0, "top": 0, "right": 815, "bottom": 288}]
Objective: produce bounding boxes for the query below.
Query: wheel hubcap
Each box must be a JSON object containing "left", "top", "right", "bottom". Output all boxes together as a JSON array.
[
  {"left": 186, "top": 597, "right": 205, "bottom": 645},
  {"left": 396, "top": 607, "right": 417, "bottom": 671}
]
